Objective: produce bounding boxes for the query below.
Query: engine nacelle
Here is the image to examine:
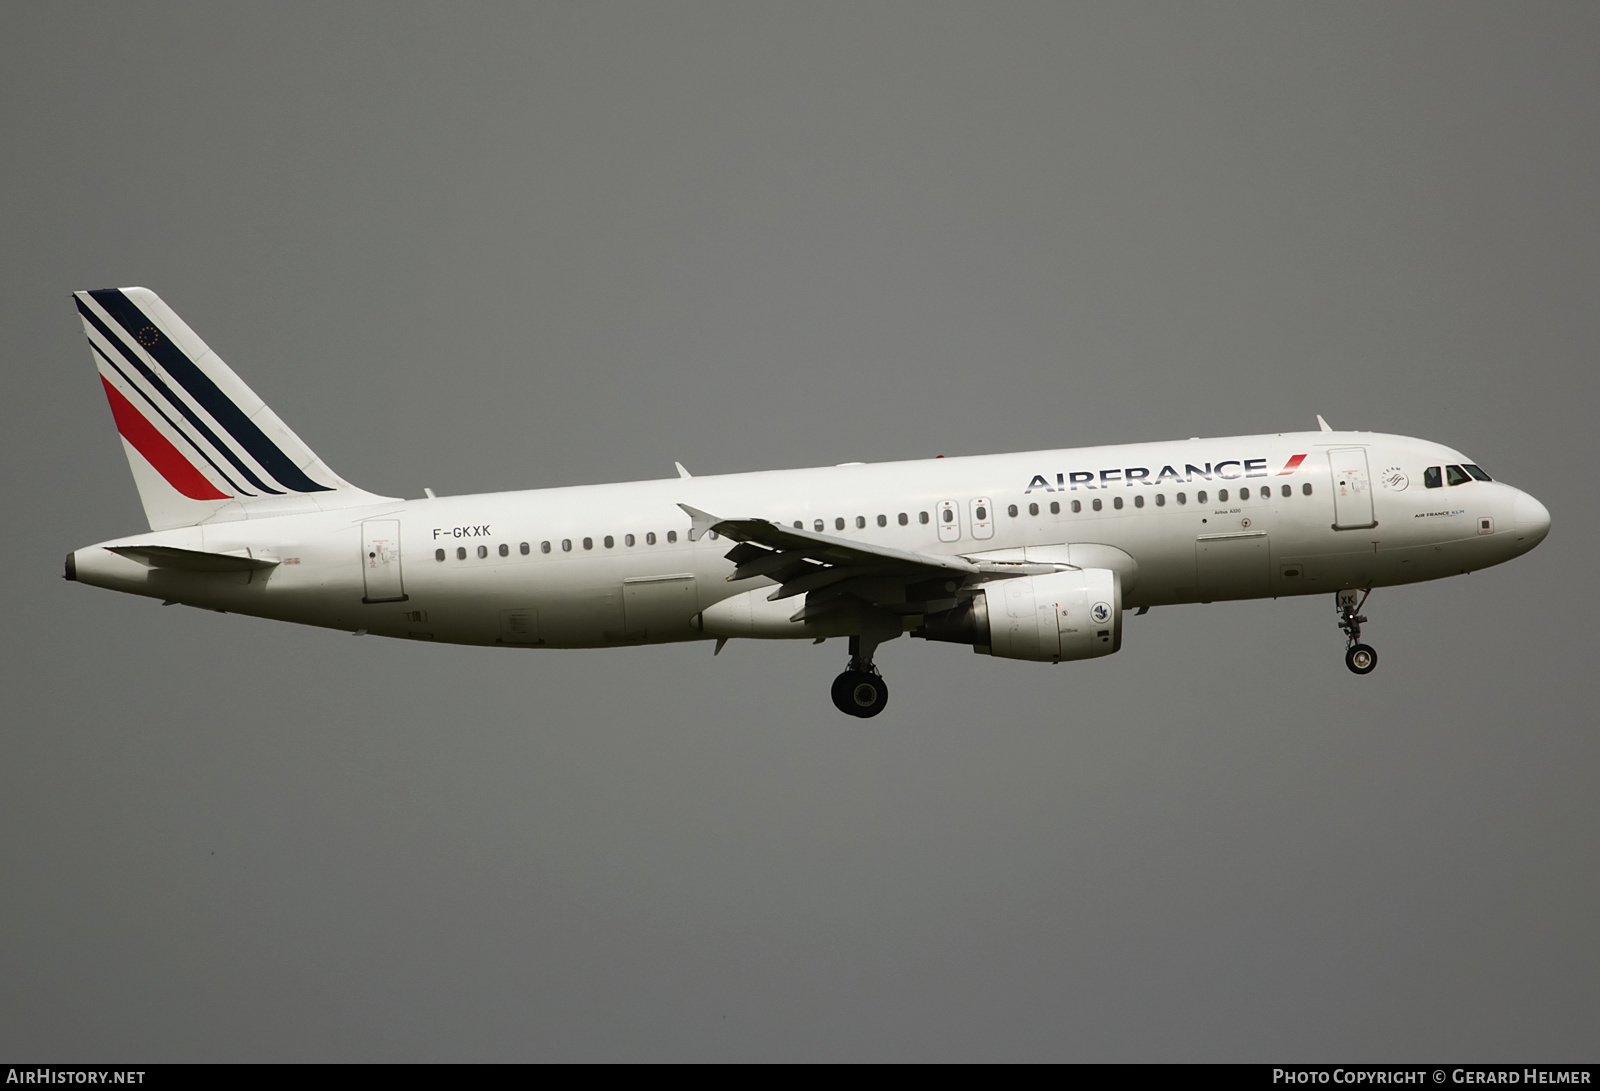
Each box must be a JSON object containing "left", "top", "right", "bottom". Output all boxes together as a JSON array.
[{"left": 915, "top": 569, "right": 1121, "bottom": 662}]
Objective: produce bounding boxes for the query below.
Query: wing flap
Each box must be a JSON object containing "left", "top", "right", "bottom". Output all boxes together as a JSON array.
[
  {"left": 681, "top": 504, "right": 982, "bottom": 576},
  {"left": 678, "top": 504, "right": 1062, "bottom": 614}
]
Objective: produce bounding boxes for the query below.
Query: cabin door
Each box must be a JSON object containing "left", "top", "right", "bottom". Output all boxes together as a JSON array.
[
  {"left": 1329, "top": 448, "right": 1378, "bottom": 530},
  {"left": 361, "top": 519, "right": 407, "bottom": 603}
]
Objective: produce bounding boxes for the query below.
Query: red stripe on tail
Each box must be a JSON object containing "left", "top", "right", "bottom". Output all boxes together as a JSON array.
[
  {"left": 1278, "top": 453, "right": 1307, "bottom": 475},
  {"left": 100, "top": 377, "right": 230, "bottom": 500}
]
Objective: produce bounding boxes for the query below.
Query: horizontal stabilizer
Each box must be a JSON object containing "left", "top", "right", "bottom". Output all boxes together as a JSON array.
[{"left": 107, "top": 545, "right": 279, "bottom": 572}]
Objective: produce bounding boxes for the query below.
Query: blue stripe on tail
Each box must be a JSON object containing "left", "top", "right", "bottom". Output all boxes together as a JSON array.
[
  {"left": 86, "top": 289, "right": 331, "bottom": 494},
  {"left": 76, "top": 296, "right": 281, "bottom": 495},
  {"left": 88, "top": 340, "right": 255, "bottom": 496}
]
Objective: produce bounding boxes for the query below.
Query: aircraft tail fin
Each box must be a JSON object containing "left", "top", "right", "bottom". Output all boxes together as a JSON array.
[{"left": 74, "top": 287, "right": 397, "bottom": 530}]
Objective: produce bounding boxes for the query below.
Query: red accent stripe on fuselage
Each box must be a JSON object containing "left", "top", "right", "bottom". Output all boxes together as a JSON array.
[
  {"left": 100, "top": 376, "right": 230, "bottom": 500},
  {"left": 1278, "top": 453, "right": 1307, "bottom": 474}
]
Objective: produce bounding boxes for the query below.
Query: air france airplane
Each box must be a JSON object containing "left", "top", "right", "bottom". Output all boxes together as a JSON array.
[{"left": 65, "top": 288, "right": 1551, "bottom": 717}]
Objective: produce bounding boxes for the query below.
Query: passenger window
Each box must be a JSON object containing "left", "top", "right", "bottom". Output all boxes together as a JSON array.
[
  {"left": 1197, "top": 490, "right": 1208, "bottom": 504},
  {"left": 1155, "top": 494, "right": 1165, "bottom": 507},
  {"left": 561, "top": 539, "right": 572, "bottom": 552},
  {"left": 1281, "top": 484, "right": 1291, "bottom": 498},
  {"left": 1007, "top": 504, "right": 1018, "bottom": 518},
  {"left": 1028, "top": 502, "right": 1039, "bottom": 516},
  {"left": 919, "top": 511, "right": 930, "bottom": 524},
  {"left": 1218, "top": 489, "right": 1228, "bottom": 502},
  {"left": 1177, "top": 492, "right": 1186, "bottom": 505},
  {"left": 1239, "top": 487, "right": 1249, "bottom": 500},
  {"left": 1446, "top": 465, "right": 1471, "bottom": 486},
  {"left": 477, "top": 545, "right": 487, "bottom": 559},
  {"left": 942, "top": 509, "right": 954, "bottom": 523},
  {"left": 1071, "top": 500, "right": 1081, "bottom": 513},
  {"left": 975, "top": 505, "right": 988, "bottom": 520},
  {"left": 435, "top": 548, "right": 445, "bottom": 562},
  {"left": 1092, "top": 498, "right": 1103, "bottom": 512},
  {"left": 603, "top": 535, "right": 614, "bottom": 548},
  {"left": 520, "top": 542, "right": 530, "bottom": 555},
  {"left": 1424, "top": 466, "right": 1442, "bottom": 489},
  {"left": 898, "top": 513, "right": 908, "bottom": 526},
  {"left": 855, "top": 516, "right": 866, "bottom": 529},
  {"left": 814, "top": 519, "right": 824, "bottom": 532},
  {"left": 582, "top": 538, "right": 593, "bottom": 550},
  {"left": 877, "top": 514, "right": 887, "bottom": 527},
  {"left": 1464, "top": 464, "right": 1492, "bottom": 482},
  {"left": 498, "top": 543, "right": 509, "bottom": 557},
  {"left": 1134, "top": 494, "right": 1145, "bottom": 508},
  {"left": 1113, "top": 496, "right": 1124, "bottom": 510},
  {"left": 1049, "top": 501, "right": 1060, "bottom": 514},
  {"left": 646, "top": 532, "right": 656, "bottom": 545},
  {"left": 541, "top": 541, "right": 552, "bottom": 554},
  {"left": 1302, "top": 483, "right": 1313, "bottom": 496},
  {"left": 835, "top": 517, "right": 845, "bottom": 531},
  {"left": 667, "top": 531, "right": 677, "bottom": 543},
  {"left": 793, "top": 521, "right": 802, "bottom": 529},
  {"left": 456, "top": 547, "right": 466, "bottom": 560},
  {"left": 625, "top": 534, "right": 635, "bottom": 546}
]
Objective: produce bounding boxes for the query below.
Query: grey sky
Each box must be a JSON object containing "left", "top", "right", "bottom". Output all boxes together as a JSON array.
[{"left": 2, "top": 2, "right": 1596, "bottom": 1060}]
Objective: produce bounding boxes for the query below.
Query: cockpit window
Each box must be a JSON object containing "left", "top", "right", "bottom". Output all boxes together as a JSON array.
[
  {"left": 1423, "top": 466, "right": 1442, "bottom": 489},
  {"left": 1464, "top": 464, "right": 1492, "bottom": 482},
  {"left": 1446, "top": 464, "right": 1471, "bottom": 486}
]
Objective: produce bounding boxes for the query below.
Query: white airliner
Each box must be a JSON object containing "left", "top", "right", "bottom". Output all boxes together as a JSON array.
[{"left": 66, "top": 288, "right": 1551, "bottom": 716}]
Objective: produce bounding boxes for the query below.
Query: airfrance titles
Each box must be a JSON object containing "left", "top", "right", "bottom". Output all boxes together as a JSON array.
[{"left": 1024, "top": 454, "right": 1306, "bottom": 493}]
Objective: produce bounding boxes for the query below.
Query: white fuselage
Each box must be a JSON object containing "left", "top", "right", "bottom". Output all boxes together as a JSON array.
[{"left": 69, "top": 430, "right": 1550, "bottom": 649}]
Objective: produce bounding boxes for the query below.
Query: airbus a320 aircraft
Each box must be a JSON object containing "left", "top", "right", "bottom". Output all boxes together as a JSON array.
[{"left": 65, "top": 288, "right": 1551, "bottom": 717}]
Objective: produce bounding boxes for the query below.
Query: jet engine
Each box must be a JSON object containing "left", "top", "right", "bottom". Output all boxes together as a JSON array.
[{"left": 914, "top": 569, "right": 1121, "bottom": 662}]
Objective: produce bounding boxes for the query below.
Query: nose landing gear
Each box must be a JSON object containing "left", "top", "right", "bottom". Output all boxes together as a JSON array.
[
  {"left": 1338, "top": 588, "right": 1378, "bottom": 675},
  {"left": 831, "top": 634, "right": 890, "bottom": 717}
]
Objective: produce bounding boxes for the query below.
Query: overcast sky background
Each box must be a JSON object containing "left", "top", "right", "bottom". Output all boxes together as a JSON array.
[{"left": 3, "top": 3, "right": 1596, "bottom": 1061}]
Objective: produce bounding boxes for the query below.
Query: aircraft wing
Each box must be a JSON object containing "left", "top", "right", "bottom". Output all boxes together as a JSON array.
[{"left": 679, "top": 503, "right": 1058, "bottom": 617}]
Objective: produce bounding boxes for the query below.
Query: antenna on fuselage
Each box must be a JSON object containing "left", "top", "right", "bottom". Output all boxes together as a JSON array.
[
  {"left": 1316, "top": 415, "right": 1333, "bottom": 432},
  {"left": 675, "top": 461, "right": 693, "bottom": 479}
]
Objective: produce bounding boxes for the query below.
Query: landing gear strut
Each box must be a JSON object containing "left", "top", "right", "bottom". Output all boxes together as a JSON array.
[
  {"left": 1337, "top": 589, "right": 1377, "bottom": 675},
  {"left": 831, "top": 634, "right": 889, "bottom": 718}
]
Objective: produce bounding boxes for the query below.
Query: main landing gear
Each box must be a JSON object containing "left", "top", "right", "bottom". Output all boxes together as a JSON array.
[
  {"left": 1337, "top": 588, "right": 1378, "bottom": 675},
  {"left": 832, "top": 634, "right": 889, "bottom": 718}
]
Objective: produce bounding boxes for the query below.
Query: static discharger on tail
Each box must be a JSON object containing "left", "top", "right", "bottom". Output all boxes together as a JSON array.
[{"left": 65, "top": 288, "right": 1551, "bottom": 717}]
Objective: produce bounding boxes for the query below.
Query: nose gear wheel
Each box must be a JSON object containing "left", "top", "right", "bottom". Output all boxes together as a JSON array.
[
  {"left": 1345, "top": 643, "right": 1377, "bottom": 674},
  {"left": 1337, "top": 589, "right": 1378, "bottom": 675}
]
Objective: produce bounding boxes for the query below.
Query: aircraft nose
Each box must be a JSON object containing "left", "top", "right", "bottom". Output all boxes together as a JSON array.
[{"left": 1513, "top": 490, "right": 1551, "bottom": 547}]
